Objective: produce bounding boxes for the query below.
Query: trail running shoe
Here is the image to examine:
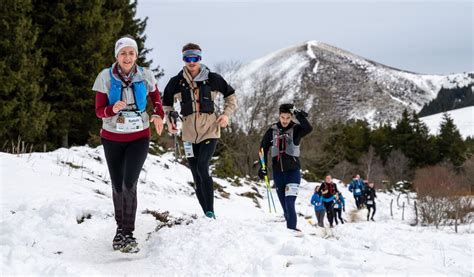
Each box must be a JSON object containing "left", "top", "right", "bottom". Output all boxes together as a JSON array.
[
  {"left": 120, "top": 235, "right": 139, "bottom": 253},
  {"left": 205, "top": 211, "right": 216, "bottom": 219},
  {"left": 112, "top": 232, "right": 125, "bottom": 251}
]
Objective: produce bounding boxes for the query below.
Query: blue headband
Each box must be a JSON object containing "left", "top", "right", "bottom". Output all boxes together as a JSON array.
[{"left": 183, "top": 50, "right": 202, "bottom": 57}]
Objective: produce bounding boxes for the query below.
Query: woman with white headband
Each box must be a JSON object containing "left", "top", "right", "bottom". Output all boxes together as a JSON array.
[{"left": 92, "top": 35, "right": 164, "bottom": 253}]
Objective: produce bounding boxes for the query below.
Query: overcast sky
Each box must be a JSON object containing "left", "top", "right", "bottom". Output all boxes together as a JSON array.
[{"left": 136, "top": 0, "right": 473, "bottom": 86}]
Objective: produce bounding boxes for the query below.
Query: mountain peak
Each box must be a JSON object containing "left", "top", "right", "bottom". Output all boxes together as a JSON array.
[{"left": 231, "top": 42, "right": 473, "bottom": 129}]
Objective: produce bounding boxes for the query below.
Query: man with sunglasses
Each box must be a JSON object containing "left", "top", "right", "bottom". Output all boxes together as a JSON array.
[{"left": 163, "top": 43, "right": 237, "bottom": 219}]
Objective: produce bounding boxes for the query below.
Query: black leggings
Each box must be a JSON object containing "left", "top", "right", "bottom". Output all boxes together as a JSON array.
[
  {"left": 323, "top": 201, "right": 335, "bottom": 226},
  {"left": 102, "top": 137, "right": 149, "bottom": 235},
  {"left": 187, "top": 139, "right": 217, "bottom": 214},
  {"left": 354, "top": 195, "right": 361, "bottom": 209},
  {"left": 367, "top": 204, "right": 376, "bottom": 219},
  {"left": 334, "top": 208, "right": 344, "bottom": 224}
]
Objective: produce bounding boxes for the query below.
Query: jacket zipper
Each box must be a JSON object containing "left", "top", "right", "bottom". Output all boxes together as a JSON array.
[
  {"left": 280, "top": 155, "right": 284, "bottom": 171},
  {"left": 191, "top": 83, "right": 199, "bottom": 144},
  {"left": 194, "top": 111, "right": 198, "bottom": 144}
]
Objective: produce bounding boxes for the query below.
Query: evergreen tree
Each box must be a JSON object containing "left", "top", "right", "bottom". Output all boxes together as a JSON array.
[
  {"left": 409, "top": 111, "right": 437, "bottom": 166},
  {"left": 465, "top": 136, "right": 474, "bottom": 157},
  {"left": 419, "top": 85, "right": 473, "bottom": 117},
  {"left": 32, "top": 0, "right": 122, "bottom": 148},
  {"left": 0, "top": 0, "right": 50, "bottom": 148},
  {"left": 370, "top": 122, "right": 394, "bottom": 162},
  {"left": 393, "top": 109, "right": 437, "bottom": 168},
  {"left": 344, "top": 120, "right": 371, "bottom": 163},
  {"left": 394, "top": 109, "right": 413, "bottom": 155},
  {"left": 323, "top": 120, "right": 370, "bottom": 164},
  {"left": 437, "top": 113, "right": 466, "bottom": 167}
]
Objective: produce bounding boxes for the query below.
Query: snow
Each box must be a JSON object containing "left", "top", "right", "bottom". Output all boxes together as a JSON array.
[
  {"left": 420, "top": 106, "right": 474, "bottom": 139},
  {"left": 232, "top": 43, "right": 309, "bottom": 98},
  {"left": 232, "top": 40, "right": 473, "bottom": 129},
  {"left": 1, "top": 146, "right": 473, "bottom": 275}
]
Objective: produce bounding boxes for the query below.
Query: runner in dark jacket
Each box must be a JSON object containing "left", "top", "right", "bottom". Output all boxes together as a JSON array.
[
  {"left": 317, "top": 175, "right": 339, "bottom": 228},
  {"left": 364, "top": 182, "right": 377, "bottom": 221},
  {"left": 259, "top": 103, "right": 312, "bottom": 231}
]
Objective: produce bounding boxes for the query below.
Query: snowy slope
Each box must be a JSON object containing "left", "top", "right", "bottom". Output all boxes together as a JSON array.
[
  {"left": 230, "top": 41, "right": 473, "bottom": 127},
  {"left": 1, "top": 147, "right": 472, "bottom": 275},
  {"left": 420, "top": 106, "right": 474, "bottom": 139}
]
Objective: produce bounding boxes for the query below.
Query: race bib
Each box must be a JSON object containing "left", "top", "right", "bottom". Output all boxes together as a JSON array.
[
  {"left": 367, "top": 200, "right": 374, "bottom": 205},
  {"left": 355, "top": 188, "right": 361, "bottom": 194},
  {"left": 116, "top": 111, "right": 144, "bottom": 132},
  {"left": 183, "top": 141, "right": 194, "bottom": 158},
  {"left": 285, "top": 183, "right": 299, "bottom": 197}
]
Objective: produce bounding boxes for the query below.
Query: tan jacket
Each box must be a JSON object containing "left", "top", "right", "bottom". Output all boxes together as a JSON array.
[{"left": 163, "top": 66, "right": 237, "bottom": 144}]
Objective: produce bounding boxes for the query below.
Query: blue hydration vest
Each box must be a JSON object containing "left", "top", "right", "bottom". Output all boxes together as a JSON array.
[{"left": 108, "top": 66, "right": 147, "bottom": 112}]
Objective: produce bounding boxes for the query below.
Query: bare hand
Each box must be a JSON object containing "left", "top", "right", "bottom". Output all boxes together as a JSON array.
[
  {"left": 167, "top": 121, "right": 178, "bottom": 134},
  {"left": 216, "top": 114, "right": 229, "bottom": 128},
  {"left": 150, "top": 116, "right": 164, "bottom": 136},
  {"left": 112, "top": 101, "right": 126, "bottom": 113}
]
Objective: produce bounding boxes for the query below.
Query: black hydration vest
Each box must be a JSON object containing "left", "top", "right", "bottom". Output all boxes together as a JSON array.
[{"left": 179, "top": 77, "right": 215, "bottom": 117}]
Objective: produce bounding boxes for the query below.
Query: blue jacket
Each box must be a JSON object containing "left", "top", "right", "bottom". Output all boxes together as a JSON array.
[
  {"left": 310, "top": 193, "right": 325, "bottom": 211},
  {"left": 348, "top": 180, "right": 363, "bottom": 196},
  {"left": 335, "top": 193, "right": 345, "bottom": 209},
  {"left": 358, "top": 179, "right": 366, "bottom": 191}
]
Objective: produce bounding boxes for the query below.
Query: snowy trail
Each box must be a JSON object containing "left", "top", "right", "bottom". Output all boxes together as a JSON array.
[{"left": 1, "top": 146, "right": 472, "bottom": 275}]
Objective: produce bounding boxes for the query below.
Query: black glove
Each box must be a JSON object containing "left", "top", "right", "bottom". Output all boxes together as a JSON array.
[
  {"left": 294, "top": 109, "right": 308, "bottom": 118},
  {"left": 168, "top": 111, "right": 180, "bottom": 125},
  {"left": 343, "top": 207, "right": 346, "bottom": 212},
  {"left": 257, "top": 167, "right": 267, "bottom": 180}
]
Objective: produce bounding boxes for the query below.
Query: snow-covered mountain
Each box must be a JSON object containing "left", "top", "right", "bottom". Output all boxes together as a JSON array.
[
  {"left": 1, "top": 146, "right": 472, "bottom": 275},
  {"left": 230, "top": 41, "right": 473, "bottom": 128},
  {"left": 420, "top": 106, "right": 474, "bottom": 139}
]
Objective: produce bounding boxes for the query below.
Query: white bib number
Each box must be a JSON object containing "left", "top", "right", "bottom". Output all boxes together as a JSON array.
[
  {"left": 355, "top": 188, "right": 361, "bottom": 194},
  {"left": 116, "top": 111, "right": 144, "bottom": 132},
  {"left": 285, "top": 183, "right": 299, "bottom": 197},
  {"left": 183, "top": 141, "right": 194, "bottom": 158},
  {"left": 367, "top": 200, "right": 374, "bottom": 205}
]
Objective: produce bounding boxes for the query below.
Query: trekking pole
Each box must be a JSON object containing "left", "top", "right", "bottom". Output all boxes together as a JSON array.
[
  {"left": 168, "top": 111, "right": 181, "bottom": 162},
  {"left": 258, "top": 148, "right": 277, "bottom": 213}
]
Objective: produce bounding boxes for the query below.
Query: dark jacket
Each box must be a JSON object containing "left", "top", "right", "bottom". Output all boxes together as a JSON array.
[
  {"left": 260, "top": 112, "right": 312, "bottom": 172},
  {"left": 364, "top": 187, "right": 377, "bottom": 205},
  {"left": 318, "top": 182, "right": 339, "bottom": 200},
  {"left": 162, "top": 68, "right": 236, "bottom": 143}
]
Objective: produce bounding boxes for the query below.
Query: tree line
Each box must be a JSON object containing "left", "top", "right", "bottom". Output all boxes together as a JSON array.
[
  {"left": 214, "top": 102, "right": 472, "bottom": 192},
  {"left": 419, "top": 84, "right": 473, "bottom": 117}
]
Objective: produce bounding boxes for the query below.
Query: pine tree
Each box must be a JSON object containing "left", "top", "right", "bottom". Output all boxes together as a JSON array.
[
  {"left": 394, "top": 109, "right": 413, "bottom": 155},
  {"left": 393, "top": 109, "right": 437, "bottom": 168},
  {"left": 437, "top": 113, "right": 466, "bottom": 167},
  {"left": 370, "top": 122, "right": 394, "bottom": 162},
  {"left": 409, "top": 111, "right": 437, "bottom": 166},
  {"left": 323, "top": 120, "right": 370, "bottom": 165},
  {"left": 32, "top": 0, "right": 122, "bottom": 148},
  {"left": 0, "top": 0, "right": 50, "bottom": 148},
  {"left": 342, "top": 120, "right": 371, "bottom": 163}
]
